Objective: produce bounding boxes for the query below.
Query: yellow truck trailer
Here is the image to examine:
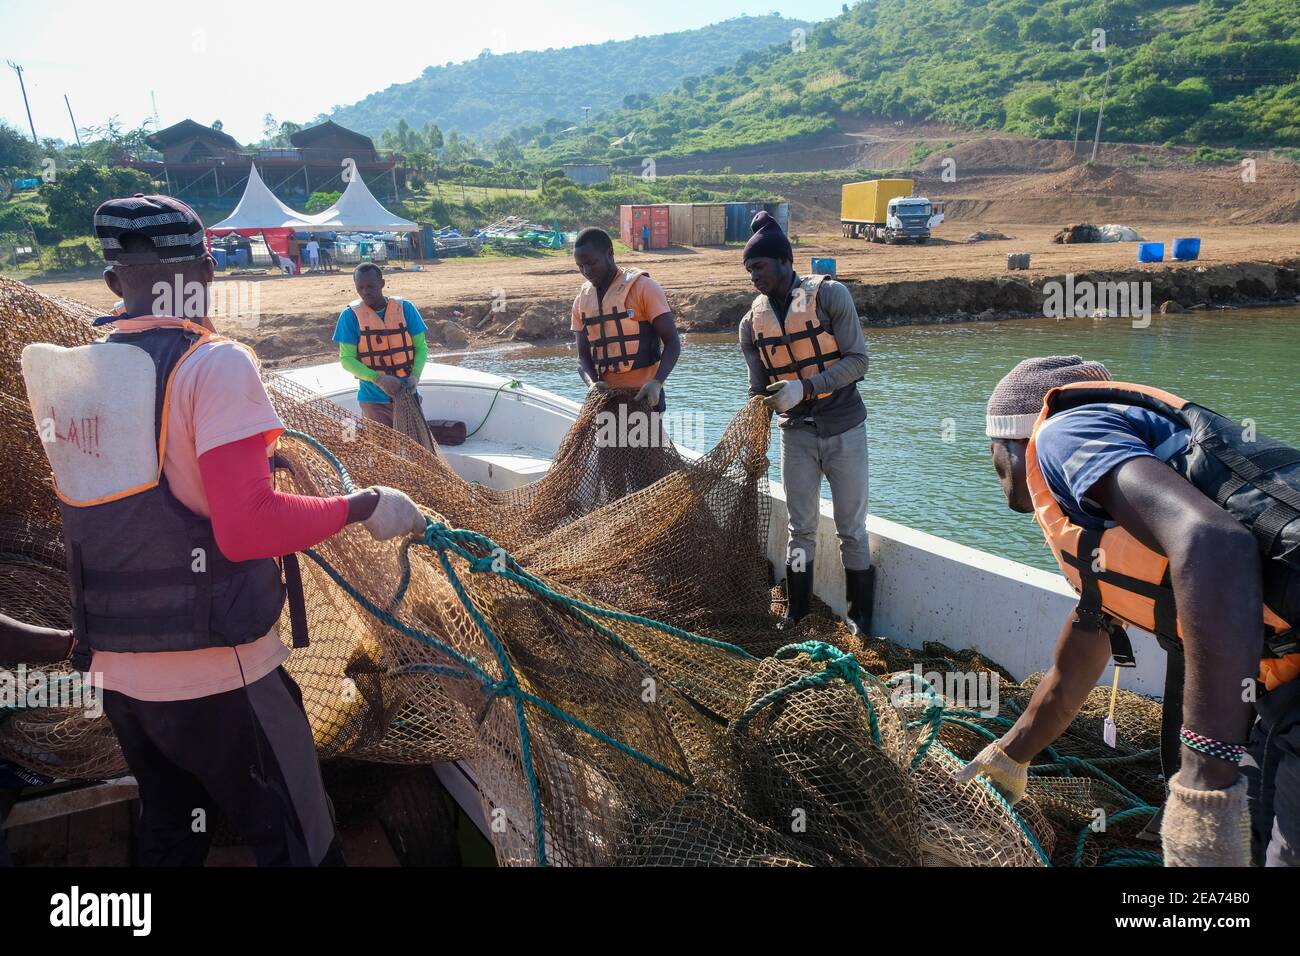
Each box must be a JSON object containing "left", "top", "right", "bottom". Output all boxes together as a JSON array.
[{"left": 841, "top": 179, "right": 944, "bottom": 243}]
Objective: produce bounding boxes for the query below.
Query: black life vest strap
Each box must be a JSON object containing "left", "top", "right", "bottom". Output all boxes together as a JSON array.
[
  {"left": 754, "top": 317, "right": 841, "bottom": 380},
  {"left": 1073, "top": 605, "right": 1137, "bottom": 666},
  {"left": 282, "top": 552, "right": 309, "bottom": 649},
  {"left": 1199, "top": 434, "right": 1300, "bottom": 515},
  {"left": 582, "top": 311, "right": 649, "bottom": 373},
  {"left": 270, "top": 453, "right": 310, "bottom": 650},
  {"left": 1064, "top": 527, "right": 1180, "bottom": 643}
]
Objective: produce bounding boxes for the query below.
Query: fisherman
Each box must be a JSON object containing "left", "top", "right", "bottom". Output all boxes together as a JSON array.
[
  {"left": 571, "top": 226, "right": 679, "bottom": 413},
  {"left": 20, "top": 194, "right": 429, "bottom": 866},
  {"left": 738, "top": 211, "right": 873, "bottom": 634},
  {"left": 965, "top": 355, "right": 1300, "bottom": 866},
  {"left": 333, "top": 263, "right": 429, "bottom": 427}
]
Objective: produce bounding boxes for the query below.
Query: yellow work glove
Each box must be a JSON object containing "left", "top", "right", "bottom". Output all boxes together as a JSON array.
[
  {"left": 953, "top": 741, "right": 1029, "bottom": 804},
  {"left": 1160, "top": 771, "right": 1251, "bottom": 867}
]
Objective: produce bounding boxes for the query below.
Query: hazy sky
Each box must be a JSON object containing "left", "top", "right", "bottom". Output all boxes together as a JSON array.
[{"left": 1, "top": 1, "right": 842, "bottom": 146}]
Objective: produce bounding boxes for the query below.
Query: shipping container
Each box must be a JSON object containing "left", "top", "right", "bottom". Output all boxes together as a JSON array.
[
  {"left": 763, "top": 201, "right": 790, "bottom": 236},
  {"left": 841, "top": 179, "right": 914, "bottom": 225},
  {"left": 667, "top": 203, "right": 726, "bottom": 247},
  {"left": 619, "top": 204, "right": 669, "bottom": 250},
  {"left": 724, "top": 201, "right": 767, "bottom": 242}
]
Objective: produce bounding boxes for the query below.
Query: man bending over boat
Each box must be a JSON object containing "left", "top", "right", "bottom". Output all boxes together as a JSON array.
[
  {"left": 968, "top": 355, "right": 1300, "bottom": 867},
  {"left": 334, "top": 263, "right": 429, "bottom": 427},
  {"left": 20, "top": 194, "right": 428, "bottom": 866}
]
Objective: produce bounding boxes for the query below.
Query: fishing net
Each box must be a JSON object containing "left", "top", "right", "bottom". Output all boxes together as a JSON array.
[{"left": 0, "top": 275, "right": 1167, "bottom": 866}]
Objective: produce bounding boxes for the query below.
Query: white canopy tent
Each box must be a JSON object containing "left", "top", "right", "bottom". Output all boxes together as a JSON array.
[
  {"left": 208, "top": 164, "right": 318, "bottom": 230},
  {"left": 304, "top": 173, "right": 418, "bottom": 233}
]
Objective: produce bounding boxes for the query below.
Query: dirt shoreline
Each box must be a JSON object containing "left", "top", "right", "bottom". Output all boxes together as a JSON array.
[{"left": 24, "top": 224, "right": 1300, "bottom": 369}]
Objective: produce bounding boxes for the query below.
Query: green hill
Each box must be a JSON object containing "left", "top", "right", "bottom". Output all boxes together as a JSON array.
[
  {"left": 549, "top": 0, "right": 1300, "bottom": 162},
  {"left": 328, "top": 14, "right": 810, "bottom": 143}
]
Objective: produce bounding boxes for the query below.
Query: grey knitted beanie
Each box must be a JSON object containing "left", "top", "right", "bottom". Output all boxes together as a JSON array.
[{"left": 986, "top": 355, "right": 1112, "bottom": 439}]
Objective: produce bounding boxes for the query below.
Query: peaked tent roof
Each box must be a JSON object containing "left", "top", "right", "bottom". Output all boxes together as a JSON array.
[
  {"left": 208, "top": 164, "right": 318, "bottom": 230},
  {"left": 305, "top": 173, "right": 418, "bottom": 232}
]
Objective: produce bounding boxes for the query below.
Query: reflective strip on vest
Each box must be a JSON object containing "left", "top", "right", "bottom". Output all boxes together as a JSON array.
[
  {"left": 353, "top": 296, "right": 415, "bottom": 376},
  {"left": 1027, "top": 380, "right": 1300, "bottom": 690},
  {"left": 576, "top": 268, "right": 659, "bottom": 377},
  {"left": 751, "top": 275, "right": 840, "bottom": 400}
]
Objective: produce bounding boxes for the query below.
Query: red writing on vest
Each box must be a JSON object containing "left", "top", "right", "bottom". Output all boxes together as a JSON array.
[{"left": 47, "top": 406, "right": 101, "bottom": 457}]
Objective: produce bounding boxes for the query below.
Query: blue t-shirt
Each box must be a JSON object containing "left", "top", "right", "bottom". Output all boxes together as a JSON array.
[
  {"left": 1034, "top": 402, "right": 1190, "bottom": 529},
  {"left": 332, "top": 298, "right": 427, "bottom": 404}
]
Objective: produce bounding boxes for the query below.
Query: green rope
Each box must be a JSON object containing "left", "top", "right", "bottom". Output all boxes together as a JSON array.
[
  {"left": 733, "top": 642, "right": 883, "bottom": 745},
  {"left": 465, "top": 378, "right": 522, "bottom": 439},
  {"left": 1072, "top": 805, "right": 1160, "bottom": 867}
]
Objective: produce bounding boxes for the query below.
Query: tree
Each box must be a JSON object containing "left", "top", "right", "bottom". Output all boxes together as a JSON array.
[
  {"left": 494, "top": 135, "right": 523, "bottom": 164},
  {"left": 0, "top": 121, "right": 40, "bottom": 173},
  {"left": 423, "top": 122, "right": 443, "bottom": 152},
  {"left": 212, "top": 120, "right": 224, "bottom": 131},
  {"left": 40, "top": 165, "right": 155, "bottom": 236},
  {"left": 304, "top": 190, "right": 342, "bottom": 213}
]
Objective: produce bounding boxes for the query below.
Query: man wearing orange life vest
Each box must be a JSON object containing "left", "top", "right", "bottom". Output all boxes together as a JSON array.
[
  {"left": 333, "top": 263, "right": 429, "bottom": 427},
  {"left": 738, "top": 211, "right": 873, "bottom": 634},
  {"left": 963, "top": 355, "right": 1300, "bottom": 867},
  {"left": 571, "top": 227, "right": 680, "bottom": 412}
]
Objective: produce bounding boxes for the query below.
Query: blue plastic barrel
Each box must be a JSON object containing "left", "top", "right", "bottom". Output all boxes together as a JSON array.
[
  {"left": 211, "top": 248, "right": 227, "bottom": 270},
  {"left": 1171, "top": 237, "right": 1200, "bottom": 261},
  {"left": 812, "top": 257, "right": 836, "bottom": 275},
  {"left": 232, "top": 248, "right": 249, "bottom": 267},
  {"left": 1138, "top": 242, "right": 1165, "bottom": 263}
]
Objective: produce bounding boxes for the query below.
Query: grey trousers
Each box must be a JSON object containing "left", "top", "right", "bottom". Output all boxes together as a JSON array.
[{"left": 780, "top": 422, "right": 871, "bottom": 570}]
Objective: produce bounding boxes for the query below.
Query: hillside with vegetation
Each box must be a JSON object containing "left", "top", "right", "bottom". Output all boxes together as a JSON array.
[
  {"left": 329, "top": 15, "right": 809, "bottom": 143},
  {"left": 539, "top": 0, "right": 1300, "bottom": 163}
]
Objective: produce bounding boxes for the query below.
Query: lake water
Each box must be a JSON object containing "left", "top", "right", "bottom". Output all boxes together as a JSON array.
[{"left": 441, "top": 306, "right": 1300, "bottom": 571}]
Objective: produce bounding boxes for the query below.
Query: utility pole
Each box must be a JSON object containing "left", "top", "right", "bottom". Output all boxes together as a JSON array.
[
  {"left": 8, "top": 62, "right": 39, "bottom": 144},
  {"left": 1090, "top": 64, "right": 1111, "bottom": 164},
  {"left": 64, "top": 94, "right": 82, "bottom": 146},
  {"left": 1072, "top": 107, "right": 1083, "bottom": 156}
]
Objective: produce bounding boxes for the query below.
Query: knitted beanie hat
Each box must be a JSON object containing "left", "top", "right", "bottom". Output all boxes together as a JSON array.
[
  {"left": 986, "top": 355, "right": 1112, "bottom": 438},
  {"left": 743, "top": 210, "right": 794, "bottom": 263}
]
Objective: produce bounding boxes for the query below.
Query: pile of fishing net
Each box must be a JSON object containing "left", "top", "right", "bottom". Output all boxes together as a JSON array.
[{"left": 0, "top": 276, "right": 1166, "bottom": 866}]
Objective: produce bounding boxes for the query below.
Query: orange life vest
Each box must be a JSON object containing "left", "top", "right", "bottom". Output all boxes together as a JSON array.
[
  {"left": 750, "top": 275, "right": 841, "bottom": 400},
  {"left": 353, "top": 296, "right": 415, "bottom": 377},
  {"left": 1027, "top": 380, "right": 1300, "bottom": 691},
  {"left": 575, "top": 267, "right": 660, "bottom": 379}
]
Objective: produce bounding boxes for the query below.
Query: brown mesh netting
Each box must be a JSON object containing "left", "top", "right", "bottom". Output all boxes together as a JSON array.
[{"left": 0, "top": 275, "right": 1167, "bottom": 866}]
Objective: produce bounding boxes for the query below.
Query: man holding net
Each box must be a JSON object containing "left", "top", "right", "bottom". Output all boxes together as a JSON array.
[
  {"left": 967, "top": 355, "right": 1300, "bottom": 867},
  {"left": 19, "top": 195, "right": 429, "bottom": 867},
  {"left": 738, "top": 211, "right": 873, "bottom": 635},
  {"left": 333, "top": 263, "right": 429, "bottom": 428}
]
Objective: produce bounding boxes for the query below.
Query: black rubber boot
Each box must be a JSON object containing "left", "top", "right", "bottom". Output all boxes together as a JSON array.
[
  {"left": 845, "top": 566, "right": 876, "bottom": 637},
  {"left": 783, "top": 562, "right": 813, "bottom": 626}
]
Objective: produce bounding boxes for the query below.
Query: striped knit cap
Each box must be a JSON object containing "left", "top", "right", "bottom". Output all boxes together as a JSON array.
[
  {"left": 986, "top": 355, "right": 1111, "bottom": 439},
  {"left": 94, "top": 193, "right": 207, "bottom": 264}
]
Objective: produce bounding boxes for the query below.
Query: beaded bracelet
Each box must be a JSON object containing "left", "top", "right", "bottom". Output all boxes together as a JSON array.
[{"left": 1179, "top": 727, "right": 1246, "bottom": 764}]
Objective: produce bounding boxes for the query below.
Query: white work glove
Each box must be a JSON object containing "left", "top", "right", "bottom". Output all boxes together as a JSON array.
[
  {"left": 953, "top": 741, "right": 1030, "bottom": 805},
  {"left": 361, "top": 487, "right": 427, "bottom": 541},
  {"left": 634, "top": 378, "right": 663, "bottom": 407},
  {"left": 1160, "top": 771, "right": 1251, "bottom": 867},
  {"left": 376, "top": 373, "right": 405, "bottom": 397},
  {"left": 588, "top": 380, "right": 610, "bottom": 394},
  {"left": 763, "top": 379, "right": 806, "bottom": 413}
]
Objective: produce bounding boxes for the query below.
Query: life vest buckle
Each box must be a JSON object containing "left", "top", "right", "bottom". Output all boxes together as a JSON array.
[{"left": 1267, "top": 628, "right": 1299, "bottom": 658}]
